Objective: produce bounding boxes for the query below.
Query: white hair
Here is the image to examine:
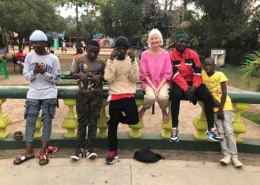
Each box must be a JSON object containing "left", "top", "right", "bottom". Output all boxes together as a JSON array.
[{"left": 148, "top": 28, "right": 163, "bottom": 48}]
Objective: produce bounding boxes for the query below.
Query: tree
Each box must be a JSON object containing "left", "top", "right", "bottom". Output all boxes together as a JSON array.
[
  {"left": 141, "top": 0, "right": 180, "bottom": 39},
  {"left": 0, "top": 0, "right": 67, "bottom": 47},
  {"left": 53, "top": 0, "right": 101, "bottom": 44},
  {"left": 99, "top": 0, "right": 142, "bottom": 37},
  {"left": 175, "top": 0, "right": 260, "bottom": 64}
]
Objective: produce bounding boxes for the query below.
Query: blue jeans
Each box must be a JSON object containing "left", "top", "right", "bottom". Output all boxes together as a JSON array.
[{"left": 24, "top": 98, "right": 57, "bottom": 143}]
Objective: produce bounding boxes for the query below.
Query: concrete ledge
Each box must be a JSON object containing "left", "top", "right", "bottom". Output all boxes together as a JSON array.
[{"left": 1, "top": 132, "right": 259, "bottom": 154}]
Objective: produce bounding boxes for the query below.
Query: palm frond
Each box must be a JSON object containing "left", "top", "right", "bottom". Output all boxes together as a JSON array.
[{"left": 242, "top": 51, "right": 260, "bottom": 87}]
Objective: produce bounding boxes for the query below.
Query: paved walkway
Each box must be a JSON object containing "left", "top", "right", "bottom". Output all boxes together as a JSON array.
[{"left": 1, "top": 157, "right": 260, "bottom": 185}]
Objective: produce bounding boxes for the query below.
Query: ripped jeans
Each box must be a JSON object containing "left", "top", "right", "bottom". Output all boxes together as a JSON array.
[{"left": 24, "top": 98, "right": 57, "bottom": 143}]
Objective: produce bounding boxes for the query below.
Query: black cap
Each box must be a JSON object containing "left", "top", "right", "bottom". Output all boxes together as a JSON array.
[{"left": 115, "top": 36, "right": 129, "bottom": 48}]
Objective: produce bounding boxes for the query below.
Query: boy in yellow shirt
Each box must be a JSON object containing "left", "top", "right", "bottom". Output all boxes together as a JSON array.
[{"left": 202, "top": 57, "right": 243, "bottom": 168}]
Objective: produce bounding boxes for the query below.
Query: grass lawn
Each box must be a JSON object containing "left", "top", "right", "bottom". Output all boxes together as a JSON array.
[{"left": 216, "top": 65, "right": 260, "bottom": 92}]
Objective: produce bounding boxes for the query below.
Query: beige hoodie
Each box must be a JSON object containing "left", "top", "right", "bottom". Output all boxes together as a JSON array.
[{"left": 104, "top": 56, "right": 139, "bottom": 95}]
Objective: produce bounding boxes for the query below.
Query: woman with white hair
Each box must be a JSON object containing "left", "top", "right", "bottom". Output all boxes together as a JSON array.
[{"left": 139, "top": 28, "right": 172, "bottom": 123}]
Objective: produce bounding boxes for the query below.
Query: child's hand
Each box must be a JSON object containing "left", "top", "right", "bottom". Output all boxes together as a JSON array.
[
  {"left": 92, "top": 74, "right": 102, "bottom": 82},
  {"left": 78, "top": 73, "right": 88, "bottom": 82},
  {"left": 217, "top": 109, "right": 224, "bottom": 120},
  {"left": 33, "top": 62, "right": 40, "bottom": 74},
  {"left": 39, "top": 64, "right": 46, "bottom": 74},
  {"left": 110, "top": 49, "right": 119, "bottom": 60},
  {"left": 127, "top": 51, "right": 135, "bottom": 62},
  {"left": 212, "top": 97, "right": 220, "bottom": 107}
]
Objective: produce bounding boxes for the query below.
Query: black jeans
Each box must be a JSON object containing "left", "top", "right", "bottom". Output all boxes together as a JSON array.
[
  {"left": 171, "top": 82, "right": 214, "bottom": 130},
  {"left": 107, "top": 97, "right": 139, "bottom": 151}
]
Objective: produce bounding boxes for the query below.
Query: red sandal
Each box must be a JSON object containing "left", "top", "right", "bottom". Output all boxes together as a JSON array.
[{"left": 39, "top": 154, "right": 49, "bottom": 166}]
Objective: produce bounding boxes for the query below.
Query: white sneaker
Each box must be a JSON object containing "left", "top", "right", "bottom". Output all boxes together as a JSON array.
[
  {"left": 170, "top": 128, "right": 179, "bottom": 142},
  {"left": 232, "top": 157, "right": 243, "bottom": 168},
  {"left": 86, "top": 149, "right": 97, "bottom": 159},
  {"left": 219, "top": 156, "right": 231, "bottom": 165}
]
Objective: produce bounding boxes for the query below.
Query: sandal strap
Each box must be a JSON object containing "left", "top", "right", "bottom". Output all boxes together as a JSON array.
[{"left": 39, "top": 154, "right": 48, "bottom": 160}]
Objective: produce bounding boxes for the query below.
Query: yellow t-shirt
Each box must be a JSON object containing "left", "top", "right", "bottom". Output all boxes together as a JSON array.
[{"left": 202, "top": 70, "right": 233, "bottom": 112}]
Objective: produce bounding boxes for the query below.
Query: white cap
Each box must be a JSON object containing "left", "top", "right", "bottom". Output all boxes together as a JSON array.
[{"left": 29, "top": 30, "right": 47, "bottom": 41}]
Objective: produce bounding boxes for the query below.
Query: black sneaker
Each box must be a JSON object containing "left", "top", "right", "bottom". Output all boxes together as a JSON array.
[
  {"left": 105, "top": 151, "right": 118, "bottom": 164},
  {"left": 86, "top": 149, "right": 97, "bottom": 159},
  {"left": 70, "top": 148, "right": 84, "bottom": 160}
]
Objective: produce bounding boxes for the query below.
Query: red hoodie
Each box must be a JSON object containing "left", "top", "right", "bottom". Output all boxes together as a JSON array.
[{"left": 170, "top": 48, "right": 202, "bottom": 92}]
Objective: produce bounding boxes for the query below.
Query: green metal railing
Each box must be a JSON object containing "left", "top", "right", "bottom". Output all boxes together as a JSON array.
[{"left": 0, "top": 86, "right": 259, "bottom": 142}]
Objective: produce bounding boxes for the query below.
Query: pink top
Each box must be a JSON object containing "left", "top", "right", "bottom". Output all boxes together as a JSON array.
[{"left": 140, "top": 49, "right": 173, "bottom": 90}]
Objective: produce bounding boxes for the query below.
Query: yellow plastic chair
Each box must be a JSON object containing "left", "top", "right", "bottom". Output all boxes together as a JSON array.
[{"left": 0, "top": 57, "right": 9, "bottom": 79}]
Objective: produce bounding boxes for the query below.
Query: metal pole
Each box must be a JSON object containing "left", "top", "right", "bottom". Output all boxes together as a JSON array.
[{"left": 76, "top": 1, "right": 79, "bottom": 46}]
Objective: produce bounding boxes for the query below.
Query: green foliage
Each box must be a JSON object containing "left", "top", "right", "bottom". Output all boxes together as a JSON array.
[
  {"left": 0, "top": 0, "right": 67, "bottom": 41},
  {"left": 225, "top": 49, "right": 247, "bottom": 65},
  {"left": 242, "top": 51, "right": 260, "bottom": 89},
  {"left": 180, "top": 0, "right": 260, "bottom": 65},
  {"left": 99, "top": 0, "right": 142, "bottom": 37}
]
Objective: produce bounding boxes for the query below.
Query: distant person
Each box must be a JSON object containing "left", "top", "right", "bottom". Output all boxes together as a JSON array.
[
  {"left": 169, "top": 31, "right": 223, "bottom": 143},
  {"left": 81, "top": 40, "right": 86, "bottom": 51},
  {"left": 22, "top": 38, "right": 26, "bottom": 49},
  {"left": 73, "top": 42, "right": 76, "bottom": 49},
  {"left": 70, "top": 40, "right": 106, "bottom": 161},
  {"left": 61, "top": 39, "right": 67, "bottom": 53},
  {"left": 13, "top": 30, "right": 61, "bottom": 166},
  {"left": 104, "top": 36, "right": 139, "bottom": 164},
  {"left": 11, "top": 39, "right": 15, "bottom": 51},
  {"left": 47, "top": 39, "right": 51, "bottom": 51},
  {"left": 0, "top": 42, "right": 7, "bottom": 54},
  {"left": 15, "top": 48, "right": 26, "bottom": 66},
  {"left": 138, "top": 28, "right": 172, "bottom": 123},
  {"left": 202, "top": 57, "right": 243, "bottom": 168},
  {"left": 71, "top": 47, "right": 83, "bottom": 70}
]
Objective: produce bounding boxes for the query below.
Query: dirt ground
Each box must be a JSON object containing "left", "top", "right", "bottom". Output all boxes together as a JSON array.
[{"left": 1, "top": 47, "right": 260, "bottom": 166}]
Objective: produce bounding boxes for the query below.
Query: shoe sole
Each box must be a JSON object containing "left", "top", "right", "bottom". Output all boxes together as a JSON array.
[
  {"left": 220, "top": 160, "right": 230, "bottom": 165},
  {"left": 207, "top": 137, "right": 223, "bottom": 142},
  {"left": 233, "top": 163, "right": 243, "bottom": 168},
  {"left": 105, "top": 156, "right": 118, "bottom": 164},
  {"left": 70, "top": 156, "right": 80, "bottom": 161},
  {"left": 170, "top": 138, "right": 179, "bottom": 143},
  {"left": 205, "top": 132, "right": 223, "bottom": 142},
  {"left": 87, "top": 153, "right": 97, "bottom": 159}
]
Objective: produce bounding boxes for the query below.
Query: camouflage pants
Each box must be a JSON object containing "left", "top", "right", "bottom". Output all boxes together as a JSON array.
[{"left": 75, "top": 91, "right": 103, "bottom": 149}]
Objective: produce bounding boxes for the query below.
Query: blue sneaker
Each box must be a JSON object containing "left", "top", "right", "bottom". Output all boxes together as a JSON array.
[
  {"left": 205, "top": 129, "right": 223, "bottom": 142},
  {"left": 170, "top": 128, "right": 179, "bottom": 142},
  {"left": 105, "top": 151, "right": 118, "bottom": 164}
]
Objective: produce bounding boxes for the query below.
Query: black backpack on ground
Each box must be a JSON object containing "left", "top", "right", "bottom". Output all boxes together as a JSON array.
[{"left": 134, "top": 148, "right": 164, "bottom": 163}]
